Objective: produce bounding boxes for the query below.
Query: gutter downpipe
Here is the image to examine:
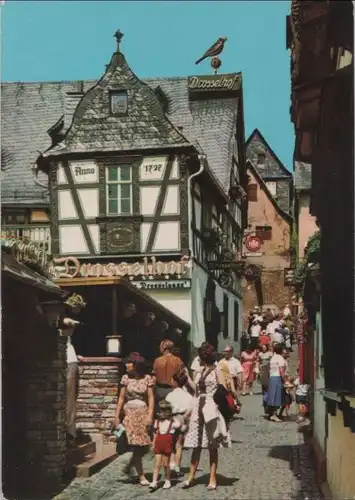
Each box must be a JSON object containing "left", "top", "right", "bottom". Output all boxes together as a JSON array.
[{"left": 187, "top": 154, "right": 206, "bottom": 259}]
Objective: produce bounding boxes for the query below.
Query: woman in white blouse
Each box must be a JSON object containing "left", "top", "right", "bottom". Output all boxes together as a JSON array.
[{"left": 264, "top": 344, "right": 287, "bottom": 422}]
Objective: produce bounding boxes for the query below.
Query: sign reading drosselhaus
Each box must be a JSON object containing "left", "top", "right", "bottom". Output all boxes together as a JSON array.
[{"left": 188, "top": 73, "right": 241, "bottom": 96}]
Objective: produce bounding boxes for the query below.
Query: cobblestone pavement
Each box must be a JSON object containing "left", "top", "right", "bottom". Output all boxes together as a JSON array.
[{"left": 55, "top": 387, "right": 321, "bottom": 499}]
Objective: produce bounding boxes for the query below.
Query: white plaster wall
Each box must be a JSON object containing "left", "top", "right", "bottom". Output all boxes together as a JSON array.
[
  {"left": 59, "top": 226, "right": 88, "bottom": 254},
  {"left": 153, "top": 221, "right": 180, "bottom": 251},
  {"left": 144, "top": 289, "right": 192, "bottom": 325},
  {"left": 215, "top": 282, "right": 242, "bottom": 354},
  {"left": 191, "top": 262, "right": 242, "bottom": 354}
]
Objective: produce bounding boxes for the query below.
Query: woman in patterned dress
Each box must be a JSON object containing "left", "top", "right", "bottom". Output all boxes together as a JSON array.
[
  {"left": 240, "top": 344, "right": 258, "bottom": 395},
  {"left": 182, "top": 344, "right": 229, "bottom": 491},
  {"left": 114, "top": 353, "right": 155, "bottom": 486}
]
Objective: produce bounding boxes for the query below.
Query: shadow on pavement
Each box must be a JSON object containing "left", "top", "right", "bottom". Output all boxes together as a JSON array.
[{"left": 268, "top": 444, "right": 293, "bottom": 463}]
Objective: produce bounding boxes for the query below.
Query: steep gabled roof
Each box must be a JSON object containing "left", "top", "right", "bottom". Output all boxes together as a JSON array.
[
  {"left": 246, "top": 129, "right": 292, "bottom": 179},
  {"left": 2, "top": 47, "right": 242, "bottom": 203},
  {"left": 42, "top": 51, "right": 190, "bottom": 158},
  {"left": 247, "top": 159, "right": 292, "bottom": 224}
]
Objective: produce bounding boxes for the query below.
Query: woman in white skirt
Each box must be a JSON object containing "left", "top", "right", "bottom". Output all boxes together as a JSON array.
[{"left": 182, "top": 343, "right": 230, "bottom": 491}]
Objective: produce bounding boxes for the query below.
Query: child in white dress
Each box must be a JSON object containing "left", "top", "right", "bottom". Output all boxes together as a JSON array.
[{"left": 166, "top": 370, "right": 193, "bottom": 476}]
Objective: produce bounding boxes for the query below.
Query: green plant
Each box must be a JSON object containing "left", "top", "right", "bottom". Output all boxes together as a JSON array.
[
  {"left": 65, "top": 293, "right": 86, "bottom": 309},
  {"left": 293, "top": 231, "right": 321, "bottom": 289}
]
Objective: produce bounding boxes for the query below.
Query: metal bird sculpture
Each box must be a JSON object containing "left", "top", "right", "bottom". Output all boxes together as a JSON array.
[{"left": 195, "top": 37, "right": 228, "bottom": 65}]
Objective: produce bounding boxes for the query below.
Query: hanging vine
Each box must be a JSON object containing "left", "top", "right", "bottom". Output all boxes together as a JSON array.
[{"left": 293, "top": 231, "right": 321, "bottom": 289}]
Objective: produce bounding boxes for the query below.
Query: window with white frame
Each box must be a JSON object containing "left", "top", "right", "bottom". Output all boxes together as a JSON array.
[{"left": 106, "top": 165, "right": 132, "bottom": 215}]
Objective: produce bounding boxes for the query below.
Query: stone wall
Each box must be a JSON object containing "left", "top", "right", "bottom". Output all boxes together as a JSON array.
[
  {"left": 77, "top": 358, "right": 121, "bottom": 443},
  {"left": 25, "top": 333, "right": 67, "bottom": 495},
  {"left": 243, "top": 269, "right": 293, "bottom": 326},
  {"left": 2, "top": 277, "right": 67, "bottom": 498}
]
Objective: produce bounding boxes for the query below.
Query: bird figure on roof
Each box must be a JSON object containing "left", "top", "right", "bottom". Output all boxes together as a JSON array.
[{"left": 195, "top": 37, "right": 228, "bottom": 65}]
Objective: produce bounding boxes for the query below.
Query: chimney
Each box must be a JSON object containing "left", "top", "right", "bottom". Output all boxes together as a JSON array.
[{"left": 64, "top": 80, "right": 84, "bottom": 129}]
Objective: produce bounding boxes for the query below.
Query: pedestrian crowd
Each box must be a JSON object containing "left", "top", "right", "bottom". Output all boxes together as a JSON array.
[{"left": 112, "top": 304, "right": 309, "bottom": 491}]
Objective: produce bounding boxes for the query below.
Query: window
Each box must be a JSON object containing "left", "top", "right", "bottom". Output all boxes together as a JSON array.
[
  {"left": 247, "top": 183, "right": 258, "bottom": 202},
  {"left": 257, "top": 152, "right": 266, "bottom": 165},
  {"left": 3, "top": 210, "right": 28, "bottom": 225},
  {"left": 234, "top": 301, "right": 239, "bottom": 342},
  {"left": 110, "top": 91, "right": 128, "bottom": 116},
  {"left": 256, "top": 225, "right": 272, "bottom": 241},
  {"left": 266, "top": 181, "right": 277, "bottom": 197},
  {"left": 106, "top": 165, "right": 132, "bottom": 215}
]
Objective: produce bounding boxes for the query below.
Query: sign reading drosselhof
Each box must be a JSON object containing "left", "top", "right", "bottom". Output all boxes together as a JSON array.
[
  {"left": 53, "top": 256, "right": 191, "bottom": 280},
  {"left": 188, "top": 73, "right": 241, "bottom": 93}
]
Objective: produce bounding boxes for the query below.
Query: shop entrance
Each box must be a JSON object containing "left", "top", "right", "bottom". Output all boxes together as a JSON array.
[{"left": 60, "top": 279, "right": 190, "bottom": 363}]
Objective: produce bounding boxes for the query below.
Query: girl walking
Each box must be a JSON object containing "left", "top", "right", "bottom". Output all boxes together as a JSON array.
[
  {"left": 150, "top": 400, "right": 182, "bottom": 491},
  {"left": 165, "top": 370, "right": 194, "bottom": 476}
]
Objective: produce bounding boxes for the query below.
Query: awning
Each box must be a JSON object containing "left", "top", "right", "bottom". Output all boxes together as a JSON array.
[
  {"left": 56, "top": 275, "right": 190, "bottom": 330},
  {"left": 118, "top": 279, "right": 190, "bottom": 331},
  {"left": 2, "top": 252, "right": 63, "bottom": 295}
]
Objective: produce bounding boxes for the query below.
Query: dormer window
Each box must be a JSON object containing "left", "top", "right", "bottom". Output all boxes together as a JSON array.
[
  {"left": 257, "top": 152, "right": 266, "bottom": 165},
  {"left": 110, "top": 91, "right": 128, "bottom": 116}
]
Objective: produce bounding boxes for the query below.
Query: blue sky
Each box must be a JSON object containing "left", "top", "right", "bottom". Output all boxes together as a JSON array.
[{"left": 2, "top": 0, "right": 293, "bottom": 170}]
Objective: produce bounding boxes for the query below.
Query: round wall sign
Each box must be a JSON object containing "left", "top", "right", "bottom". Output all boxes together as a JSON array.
[{"left": 245, "top": 235, "right": 262, "bottom": 253}]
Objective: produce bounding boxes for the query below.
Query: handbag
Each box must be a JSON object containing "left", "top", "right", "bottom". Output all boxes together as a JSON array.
[
  {"left": 113, "top": 425, "right": 129, "bottom": 455},
  {"left": 213, "top": 384, "right": 237, "bottom": 420}
]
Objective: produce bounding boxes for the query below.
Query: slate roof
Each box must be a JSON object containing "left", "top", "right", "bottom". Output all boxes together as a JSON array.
[
  {"left": 294, "top": 161, "right": 312, "bottom": 191},
  {"left": 246, "top": 129, "right": 292, "bottom": 179},
  {"left": 2, "top": 51, "right": 241, "bottom": 204},
  {"left": 247, "top": 160, "right": 292, "bottom": 224}
]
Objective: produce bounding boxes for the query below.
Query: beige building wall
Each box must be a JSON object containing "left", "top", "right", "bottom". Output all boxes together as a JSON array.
[
  {"left": 326, "top": 408, "right": 355, "bottom": 499},
  {"left": 246, "top": 169, "right": 290, "bottom": 269},
  {"left": 298, "top": 192, "right": 318, "bottom": 259},
  {"left": 243, "top": 169, "right": 292, "bottom": 325}
]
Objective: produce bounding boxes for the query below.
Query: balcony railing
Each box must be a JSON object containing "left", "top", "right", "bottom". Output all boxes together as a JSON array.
[{"left": 1, "top": 225, "right": 51, "bottom": 255}]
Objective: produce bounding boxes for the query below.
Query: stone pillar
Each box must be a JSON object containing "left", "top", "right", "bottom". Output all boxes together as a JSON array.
[
  {"left": 76, "top": 358, "right": 121, "bottom": 444},
  {"left": 25, "top": 320, "right": 67, "bottom": 495}
]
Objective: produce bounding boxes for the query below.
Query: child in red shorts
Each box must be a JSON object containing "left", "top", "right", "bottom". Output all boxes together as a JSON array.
[{"left": 150, "top": 400, "right": 183, "bottom": 491}]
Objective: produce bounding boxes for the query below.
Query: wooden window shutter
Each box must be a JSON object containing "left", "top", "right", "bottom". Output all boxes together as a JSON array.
[
  {"left": 256, "top": 225, "right": 272, "bottom": 241},
  {"left": 247, "top": 183, "right": 258, "bottom": 202}
]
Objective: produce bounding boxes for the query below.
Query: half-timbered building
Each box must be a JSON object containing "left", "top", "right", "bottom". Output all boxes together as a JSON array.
[
  {"left": 288, "top": 1, "right": 354, "bottom": 497},
  {"left": 2, "top": 31, "right": 247, "bottom": 359}
]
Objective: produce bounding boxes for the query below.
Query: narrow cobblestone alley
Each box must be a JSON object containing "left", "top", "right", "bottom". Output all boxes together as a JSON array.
[{"left": 55, "top": 380, "right": 322, "bottom": 500}]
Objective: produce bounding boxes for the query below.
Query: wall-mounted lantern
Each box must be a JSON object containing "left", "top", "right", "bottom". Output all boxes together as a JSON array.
[
  {"left": 41, "top": 300, "right": 66, "bottom": 328},
  {"left": 106, "top": 335, "right": 121, "bottom": 356}
]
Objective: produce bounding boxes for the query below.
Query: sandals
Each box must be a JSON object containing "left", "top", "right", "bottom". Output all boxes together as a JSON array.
[
  {"left": 140, "top": 478, "right": 150, "bottom": 486},
  {"left": 181, "top": 480, "right": 194, "bottom": 489},
  {"left": 207, "top": 483, "right": 217, "bottom": 491}
]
